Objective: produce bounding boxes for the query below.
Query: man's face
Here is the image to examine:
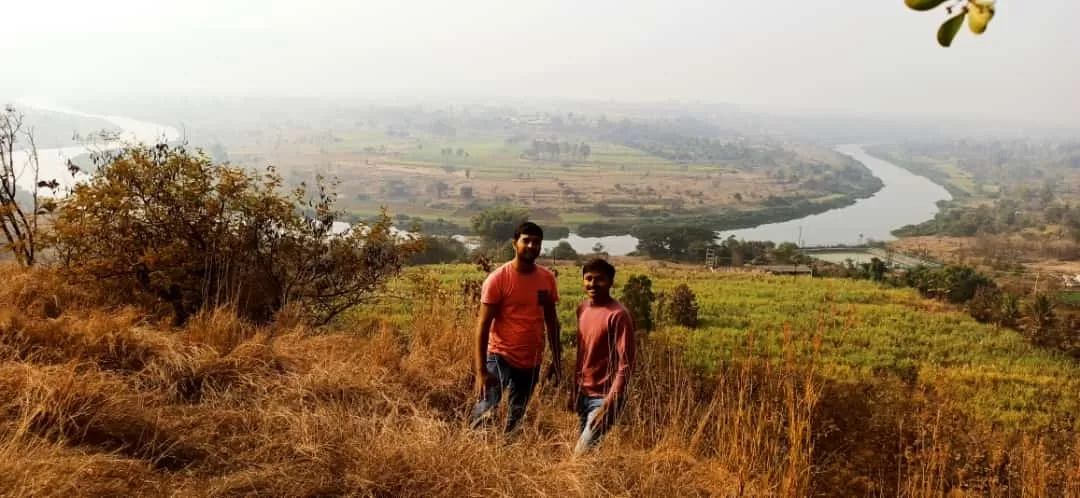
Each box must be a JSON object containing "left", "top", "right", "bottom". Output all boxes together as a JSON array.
[
  {"left": 514, "top": 233, "right": 542, "bottom": 263},
  {"left": 583, "top": 270, "right": 612, "bottom": 301}
]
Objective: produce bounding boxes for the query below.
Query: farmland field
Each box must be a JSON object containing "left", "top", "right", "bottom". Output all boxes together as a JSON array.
[
  {"left": 227, "top": 128, "right": 864, "bottom": 236},
  {"left": 361, "top": 262, "right": 1080, "bottom": 430},
  {"left": 57, "top": 97, "right": 885, "bottom": 236}
]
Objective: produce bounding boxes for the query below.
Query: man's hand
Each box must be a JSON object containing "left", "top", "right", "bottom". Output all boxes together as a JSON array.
[
  {"left": 475, "top": 370, "right": 498, "bottom": 400},
  {"left": 589, "top": 398, "right": 613, "bottom": 431},
  {"left": 544, "top": 362, "right": 562, "bottom": 388}
]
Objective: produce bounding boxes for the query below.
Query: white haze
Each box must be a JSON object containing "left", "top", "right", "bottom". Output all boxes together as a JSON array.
[{"left": 3, "top": 0, "right": 1079, "bottom": 128}]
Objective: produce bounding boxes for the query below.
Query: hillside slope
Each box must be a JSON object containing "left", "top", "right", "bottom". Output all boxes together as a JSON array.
[{"left": 2, "top": 263, "right": 1080, "bottom": 496}]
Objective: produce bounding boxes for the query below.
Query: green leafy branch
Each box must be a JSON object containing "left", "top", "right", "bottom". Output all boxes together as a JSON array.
[{"left": 906, "top": 0, "right": 996, "bottom": 47}]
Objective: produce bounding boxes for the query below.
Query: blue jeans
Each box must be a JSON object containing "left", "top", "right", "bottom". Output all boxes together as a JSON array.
[
  {"left": 574, "top": 393, "right": 625, "bottom": 455},
  {"left": 469, "top": 354, "right": 541, "bottom": 433}
]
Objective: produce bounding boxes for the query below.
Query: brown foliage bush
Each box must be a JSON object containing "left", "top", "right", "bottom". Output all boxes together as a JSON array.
[{"left": 50, "top": 142, "right": 422, "bottom": 326}]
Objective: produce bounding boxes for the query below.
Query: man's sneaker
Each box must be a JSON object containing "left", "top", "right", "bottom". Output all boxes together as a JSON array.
[{"left": 469, "top": 407, "right": 495, "bottom": 430}]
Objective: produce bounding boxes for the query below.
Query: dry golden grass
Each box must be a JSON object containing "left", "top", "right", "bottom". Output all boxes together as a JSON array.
[{"left": 1, "top": 263, "right": 1079, "bottom": 497}]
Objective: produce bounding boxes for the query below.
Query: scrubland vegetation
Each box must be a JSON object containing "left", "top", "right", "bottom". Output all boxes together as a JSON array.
[{"left": 5, "top": 107, "right": 1080, "bottom": 496}]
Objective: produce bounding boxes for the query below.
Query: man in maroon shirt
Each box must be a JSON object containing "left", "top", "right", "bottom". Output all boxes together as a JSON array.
[{"left": 569, "top": 258, "right": 635, "bottom": 455}]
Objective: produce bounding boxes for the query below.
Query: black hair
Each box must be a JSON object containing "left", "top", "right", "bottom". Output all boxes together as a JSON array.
[
  {"left": 581, "top": 258, "right": 615, "bottom": 280},
  {"left": 514, "top": 221, "right": 544, "bottom": 241}
]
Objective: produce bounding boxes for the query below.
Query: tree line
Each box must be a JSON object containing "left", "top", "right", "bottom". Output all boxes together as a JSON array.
[
  {"left": 523, "top": 140, "right": 590, "bottom": 162},
  {"left": 894, "top": 195, "right": 1080, "bottom": 242}
]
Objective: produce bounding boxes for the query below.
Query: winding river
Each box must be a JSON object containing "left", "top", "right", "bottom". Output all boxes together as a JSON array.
[
  {"left": 544, "top": 144, "right": 952, "bottom": 255},
  {"left": 11, "top": 97, "right": 181, "bottom": 193},
  {"left": 16, "top": 100, "right": 949, "bottom": 252},
  {"left": 722, "top": 144, "right": 951, "bottom": 245}
]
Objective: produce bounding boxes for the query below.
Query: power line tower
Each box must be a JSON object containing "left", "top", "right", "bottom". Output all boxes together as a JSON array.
[{"left": 705, "top": 246, "right": 717, "bottom": 270}]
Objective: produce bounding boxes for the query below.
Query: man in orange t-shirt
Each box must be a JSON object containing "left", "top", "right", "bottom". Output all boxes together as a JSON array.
[
  {"left": 569, "top": 258, "right": 635, "bottom": 455},
  {"left": 469, "top": 221, "right": 562, "bottom": 433}
]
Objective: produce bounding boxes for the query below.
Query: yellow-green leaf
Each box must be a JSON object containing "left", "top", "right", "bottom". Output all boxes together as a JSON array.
[
  {"left": 905, "top": 0, "right": 949, "bottom": 11},
  {"left": 968, "top": 3, "right": 995, "bottom": 34},
  {"left": 938, "top": 13, "right": 966, "bottom": 47}
]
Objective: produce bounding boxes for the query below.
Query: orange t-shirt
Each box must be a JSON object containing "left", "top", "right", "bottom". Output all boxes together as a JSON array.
[{"left": 481, "top": 262, "right": 559, "bottom": 369}]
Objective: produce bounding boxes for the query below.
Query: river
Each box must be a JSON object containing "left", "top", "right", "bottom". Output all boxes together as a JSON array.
[
  {"left": 543, "top": 144, "right": 952, "bottom": 255},
  {"left": 10, "top": 97, "right": 181, "bottom": 193},
  {"left": 16, "top": 101, "right": 948, "bottom": 253}
]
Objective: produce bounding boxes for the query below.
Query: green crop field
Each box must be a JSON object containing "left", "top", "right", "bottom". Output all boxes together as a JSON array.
[{"left": 357, "top": 263, "right": 1080, "bottom": 431}]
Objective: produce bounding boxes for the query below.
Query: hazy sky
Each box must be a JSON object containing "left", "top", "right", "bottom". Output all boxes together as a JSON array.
[{"left": 5, "top": 0, "right": 1078, "bottom": 126}]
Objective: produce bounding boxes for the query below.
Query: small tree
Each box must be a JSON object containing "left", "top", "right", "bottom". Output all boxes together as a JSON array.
[
  {"left": 967, "top": 286, "right": 1002, "bottom": 324},
  {"left": 471, "top": 206, "right": 529, "bottom": 243},
  {"left": 550, "top": 241, "right": 579, "bottom": 262},
  {"left": 408, "top": 236, "right": 468, "bottom": 265},
  {"left": 773, "top": 242, "right": 799, "bottom": 264},
  {"left": 0, "top": 105, "right": 53, "bottom": 266},
  {"left": 999, "top": 293, "right": 1021, "bottom": 329},
  {"left": 620, "top": 275, "right": 655, "bottom": 332},
  {"left": 52, "top": 142, "right": 422, "bottom": 325},
  {"left": 668, "top": 283, "right": 700, "bottom": 328},
  {"left": 1024, "top": 294, "right": 1057, "bottom": 346},
  {"left": 868, "top": 257, "right": 888, "bottom": 281}
]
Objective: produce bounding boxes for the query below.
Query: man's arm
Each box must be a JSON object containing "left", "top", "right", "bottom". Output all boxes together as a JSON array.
[
  {"left": 607, "top": 310, "right": 635, "bottom": 399},
  {"left": 566, "top": 302, "right": 584, "bottom": 412},
  {"left": 543, "top": 300, "right": 563, "bottom": 386},
  {"left": 591, "top": 310, "right": 635, "bottom": 429},
  {"left": 474, "top": 303, "right": 498, "bottom": 399}
]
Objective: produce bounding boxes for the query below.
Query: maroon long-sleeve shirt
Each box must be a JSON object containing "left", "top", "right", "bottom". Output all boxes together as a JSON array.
[{"left": 575, "top": 299, "right": 635, "bottom": 398}]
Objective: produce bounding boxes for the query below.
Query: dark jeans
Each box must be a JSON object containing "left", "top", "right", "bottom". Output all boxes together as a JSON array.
[
  {"left": 574, "top": 393, "right": 625, "bottom": 455},
  {"left": 469, "top": 354, "right": 540, "bottom": 433}
]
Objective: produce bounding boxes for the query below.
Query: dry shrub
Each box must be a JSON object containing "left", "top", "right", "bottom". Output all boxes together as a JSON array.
[
  {"left": 0, "top": 440, "right": 163, "bottom": 497},
  {"left": 0, "top": 265, "right": 102, "bottom": 319},
  {"left": 181, "top": 307, "right": 261, "bottom": 355},
  {"left": 163, "top": 341, "right": 301, "bottom": 404},
  {"left": 0, "top": 363, "right": 205, "bottom": 471},
  {"left": 0, "top": 307, "right": 168, "bottom": 373}
]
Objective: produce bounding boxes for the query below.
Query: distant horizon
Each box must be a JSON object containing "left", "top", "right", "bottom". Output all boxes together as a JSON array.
[{"left": 7, "top": 90, "right": 1078, "bottom": 142}]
